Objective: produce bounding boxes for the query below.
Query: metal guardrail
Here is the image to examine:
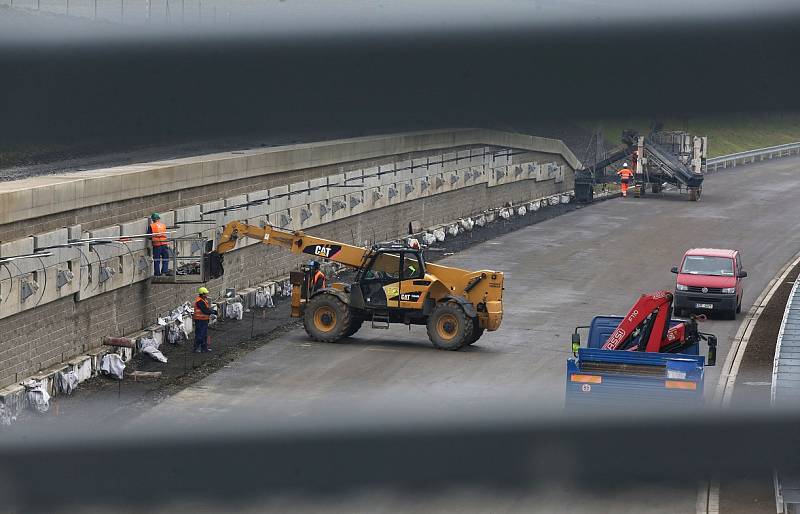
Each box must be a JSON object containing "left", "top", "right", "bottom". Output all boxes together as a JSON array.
[
  {"left": 706, "top": 141, "right": 800, "bottom": 172},
  {"left": 772, "top": 276, "right": 800, "bottom": 513}
]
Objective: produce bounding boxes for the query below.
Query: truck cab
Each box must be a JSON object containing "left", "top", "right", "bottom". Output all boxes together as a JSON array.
[{"left": 671, "top": 248, "right": 746, "bottom": 319}]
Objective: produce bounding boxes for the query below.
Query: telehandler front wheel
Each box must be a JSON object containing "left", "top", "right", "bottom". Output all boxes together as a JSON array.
[
  {"left": 426, "top": 302, "right": 474, "bottom": 351},
  {"left": 303, "top": 293, "right": 352, "bottom": 343}
]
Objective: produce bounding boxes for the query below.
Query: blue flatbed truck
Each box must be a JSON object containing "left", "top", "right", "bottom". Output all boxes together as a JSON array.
[{"left": 566, "top": 315, "right": 716, "bottom": 407}]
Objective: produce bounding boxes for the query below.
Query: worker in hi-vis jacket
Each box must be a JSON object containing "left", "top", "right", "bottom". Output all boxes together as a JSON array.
[{"left": 617, "top": 163, "right": 634, "bottom": 197}]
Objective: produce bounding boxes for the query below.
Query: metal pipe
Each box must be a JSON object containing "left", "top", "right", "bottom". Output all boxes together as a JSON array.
[
  {"left": 0, "top": 252, "right": 54, "bottom": 264},
  {"left": 103, "top": 336, "right": 135, "bottom": 348}
]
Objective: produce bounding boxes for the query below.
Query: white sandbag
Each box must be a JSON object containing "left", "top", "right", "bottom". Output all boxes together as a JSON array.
[
  {"left": 433, "top": 228, "right": 446, "bottom": 242},
  {"left": 100, "top": 353, "right": 125, "bottom": 380},
  {"left": 486, "top": 211, "right": 496, "bottom": 223},
  {"left": 499, "top": 208, "right": 511, "bottom": 220},
  {"left": 56, "top": 370, "right": 79, "bottom": 396},
  {"left": 561, "top": 194, "right": 571, "bottom": 204},
  {"left": 226, "top": 302, "right": 244, "bottom": 320},
  {"left": 255, "top": 288, "right": 274, "bottom": 308},
  {"left": 166, "top": 323, "right": 184, "bottom": 345},
  {"left": 422, "top": 232, "right": 437, "bottom": 245},
  {"left": 71, "top": 358, "right": 92, "bottom": 383},
  {"left": 406, "top": 237, "right": 421, "bottom": 250},
  {"left": 0, "top": 404, "right": 14, "bottom": 426},
  {"left": 459, "top": 218, "right": 474, "bottom": 231},
  {"left": 22, "top": 379, "right": 50, "bottom": 413},
  {"left": 139, "top": 337, "right": 168, "bottom": 363},
  {"left": 447, "top": 224, "right": 459, "bottom": 237},
  {"left": 517, "top": 206, "right": 527, "bottom": 216},
  {"left": 549, "top": 196, "right": 560, "bottom": 206},
  {"left": 474, "top": 215, "right": 487, "bottom": 227},
  {"left": 529, "top": 200, "right": 541, "bottom": 212}
]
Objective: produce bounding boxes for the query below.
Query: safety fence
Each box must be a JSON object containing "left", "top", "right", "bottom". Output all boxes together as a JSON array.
[
  {"left": 706, "top": 141, "right": 800, "bottom": 172},
  {"left": 772, "top": 275, "right": 800, "bottom": 513}
]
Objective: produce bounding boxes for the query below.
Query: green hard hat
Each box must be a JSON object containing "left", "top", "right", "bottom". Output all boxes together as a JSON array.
[
  {"left": 151, "top": 212, "right": 161, "bottom": 220},
  {"left": 198, "top": 286, "right": 209, "bottom": 295}
]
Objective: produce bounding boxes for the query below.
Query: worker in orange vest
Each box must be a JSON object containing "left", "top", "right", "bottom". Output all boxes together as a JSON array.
[
  {"left": 147, "top": 212, "right": 170, "bottom": 276},
  {"left": 192, "top": 286, "right": 216, "bottom": 353},
  {"left": 307, "top": 260, "right": 326, "bottom": 294},
  {"left": 617, "top": 163, "right": 634, "bottom": 197}
]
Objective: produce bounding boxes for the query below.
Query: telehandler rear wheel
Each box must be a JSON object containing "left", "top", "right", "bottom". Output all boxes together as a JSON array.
[
  {"left": 426, "top": 302, "right": 473, "bottom": 350},
  {"left": 303, "top": 293, "right": 352, "bottom": 343}
]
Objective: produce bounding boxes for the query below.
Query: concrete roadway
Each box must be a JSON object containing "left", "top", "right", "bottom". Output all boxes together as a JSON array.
[{"left": 139, "top": 156, "right": 800, "bottom": 512}]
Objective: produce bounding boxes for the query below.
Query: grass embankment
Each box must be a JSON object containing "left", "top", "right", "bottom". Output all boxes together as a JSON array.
[{"left": 585, "top": 112, "right": 800, "bottom": 158}]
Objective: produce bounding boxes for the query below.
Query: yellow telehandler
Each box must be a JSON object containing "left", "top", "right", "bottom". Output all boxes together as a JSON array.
[{"left": 209, "top": 221, "right": 504, "bottom": 350}]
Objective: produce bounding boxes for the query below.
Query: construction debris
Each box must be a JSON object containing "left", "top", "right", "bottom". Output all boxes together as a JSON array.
[{"left": 129, "top": 371, "right": 162, "bottom": 381}]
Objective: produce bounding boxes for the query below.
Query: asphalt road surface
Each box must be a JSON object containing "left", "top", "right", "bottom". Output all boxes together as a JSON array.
[{"left": 139, "top": 156, "right": 800, "bottom": 512}]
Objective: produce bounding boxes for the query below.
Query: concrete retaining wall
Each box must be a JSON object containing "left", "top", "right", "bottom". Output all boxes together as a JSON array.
[{"left": 0, "top": 129, "right": 577, "bottom": 389}]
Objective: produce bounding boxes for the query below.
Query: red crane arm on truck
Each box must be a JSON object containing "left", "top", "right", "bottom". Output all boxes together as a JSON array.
[{"left": 601, "top": 290, "right": 694, "bottom": 353}]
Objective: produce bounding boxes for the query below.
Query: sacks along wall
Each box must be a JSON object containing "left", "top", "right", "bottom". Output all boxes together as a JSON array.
[{"left": 0, "top": 129, "right": 578, "bottom": 388}]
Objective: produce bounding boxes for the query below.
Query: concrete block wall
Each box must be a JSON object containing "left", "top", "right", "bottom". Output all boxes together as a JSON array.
[{"left": 0, "top": 129, "right": 578, "bottom": 389}]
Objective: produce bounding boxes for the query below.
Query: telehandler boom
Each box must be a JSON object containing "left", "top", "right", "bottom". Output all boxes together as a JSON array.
[{"left": 210, "top": 221, "right": 504, "bottom": 350}]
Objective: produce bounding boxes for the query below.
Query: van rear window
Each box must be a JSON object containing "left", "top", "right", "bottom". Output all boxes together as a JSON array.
[{"left": 681, "top": 256, "right": 734, "bottom": 276}]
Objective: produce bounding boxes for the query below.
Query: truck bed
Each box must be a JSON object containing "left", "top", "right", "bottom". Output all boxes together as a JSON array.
[{"left": 565, "top": 316, "right": 706, "bottom": 408}]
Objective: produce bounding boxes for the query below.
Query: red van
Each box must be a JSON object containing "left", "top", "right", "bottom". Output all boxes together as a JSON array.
[{"left": 671, "top": 248, "right": 747, "bottom": 319}]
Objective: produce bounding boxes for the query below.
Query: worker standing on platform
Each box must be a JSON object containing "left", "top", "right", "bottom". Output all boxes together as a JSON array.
[
  {"left": 307, "top": 260, "right": 326, "bottom": 294},
  {"left": 148, "top": 213, "right": 170, "bottom": 276},
  {"left": 617, "top": 163, "right": 634, "bottom": 198},
  {"left": 192, "top": 287, "right": 215, "bottom": 353}
]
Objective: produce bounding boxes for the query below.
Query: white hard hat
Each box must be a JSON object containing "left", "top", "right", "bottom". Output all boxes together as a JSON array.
[{"left": 623, "top": 162, "right": 628, "bottom": 167}]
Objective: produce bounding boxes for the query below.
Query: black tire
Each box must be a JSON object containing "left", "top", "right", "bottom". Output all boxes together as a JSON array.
[
  {"left": 344, "top": 318, "right": 364, "bottom": 337},
  {"left": 736, "top": 298, "right": 742, "bottom": 313},
  {"left": 426, "top": 302, "right": 473, "bottom": 350},
  {"left": 725, "top": 308, "right": 737, "bottom": 320},
  {"left": 303, "top": 293, "right": 352, "bottom": 343},
  {"left": 464, "top": 318, "right": 485, "bottom": 346}
]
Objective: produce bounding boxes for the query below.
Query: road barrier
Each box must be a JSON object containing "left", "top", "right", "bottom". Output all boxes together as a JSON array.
[
  {"left": 772, "top": 275, "right": 800, "bottom": 513},
  {"left": 706, "top": 142, "right": 800, "bottom": 172}
]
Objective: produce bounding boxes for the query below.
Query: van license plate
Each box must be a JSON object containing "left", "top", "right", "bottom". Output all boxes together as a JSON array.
[{"left": 696, "top": 303, "right": 713, "bottom": 309}]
